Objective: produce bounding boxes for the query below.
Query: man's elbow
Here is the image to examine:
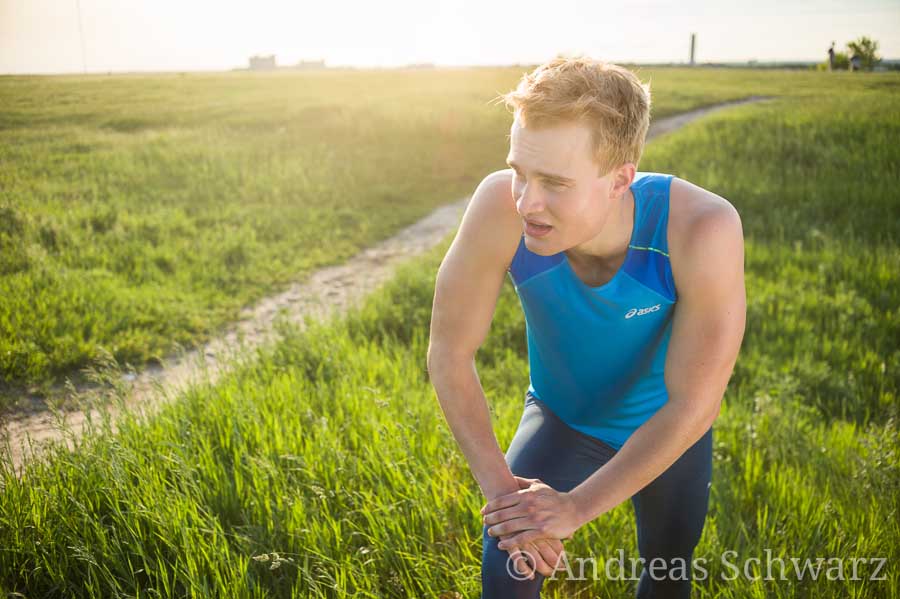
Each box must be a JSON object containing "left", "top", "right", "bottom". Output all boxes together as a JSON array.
[
  {"left": 703, "top": 397, "right": 723, "bottom": 429},
  {"left": 426, "top": 341, "right": 441, "bottom": 380},
  {"left": 690, "top": 384, "right": 729, "bottom": 433},
  {"left": 426, "top": 340, "right": 451, "bottom": 382},
  {"left": 671, "top": 391, "right": 723, "bottom": 434},
  {"left": 426, "top": 339, "right": 472, "bottom": 384}
]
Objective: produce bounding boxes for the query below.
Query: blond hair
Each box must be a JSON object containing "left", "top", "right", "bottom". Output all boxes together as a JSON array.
[{"left": 500, "top": 55, "right": 651, "bottom": 175}]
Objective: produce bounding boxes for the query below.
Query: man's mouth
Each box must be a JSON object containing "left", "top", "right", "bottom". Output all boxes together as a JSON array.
[{"left": 524, "top": 219, "right": 552, "bottom": 237}]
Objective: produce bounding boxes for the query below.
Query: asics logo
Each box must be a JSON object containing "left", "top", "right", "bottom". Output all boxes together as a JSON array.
[{"left": 625, "top": 304, "right": 661, "bottom": 319}]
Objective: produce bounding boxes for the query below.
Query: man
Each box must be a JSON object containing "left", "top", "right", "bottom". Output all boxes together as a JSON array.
[{"left": 427, "top": 56, "right": 746, "bottom": 598}]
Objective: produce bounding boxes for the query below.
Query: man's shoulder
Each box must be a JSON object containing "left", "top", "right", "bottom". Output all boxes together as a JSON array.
[
  {"left": 668, "top": 177, "right": 742, "bottom": 253},
  {"left": 667, "top": 177, "right": 744, "bottom": 293},
  {"left": 447, "top": 169, "right": 522, "bottom": 272},
  {"left": 464, "top": 168, "right": 520, "bottom": 236},
  {"left": 475, "top": 168, "right": 515, "bottom": 203}
]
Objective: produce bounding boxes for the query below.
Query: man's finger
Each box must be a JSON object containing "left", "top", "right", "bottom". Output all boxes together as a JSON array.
[
  {"left": 488, "top": 516, "right": 533, "bottom": 539},
  {"left": 483, "top": 504, "right": 527, "bottom": 526},
  {"left": 511, "top": 542, "right": 552, "bottom": 578},
  {"left": 547, "top": 538, "right": 566, "bottom": 556},
  {"left": 513, "top": 475, "right": 543, "bottom": 487},
  {"left": 508, "top": 546, "right": 536, "bottom": 579},
  {"left": 534, "top": 538, "right": 566, "bottom": 572},
  {"left": 481, "top": 490, "right": 524, "bottom": 515},
  {"left": 524, "top": 541, "right": 555, "bottom": 577},
  {"left": 498, "top": 529, "right": 542, "bottom": 550}
]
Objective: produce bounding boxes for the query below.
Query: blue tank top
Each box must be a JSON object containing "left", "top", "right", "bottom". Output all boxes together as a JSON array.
[{"left": 507, "top": 172, "right": 677, "bottom": 450}]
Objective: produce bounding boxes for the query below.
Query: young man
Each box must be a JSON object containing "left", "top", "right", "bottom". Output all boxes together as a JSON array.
[{"left": 427, "top": 56, "right": 746, "bottom": 598}]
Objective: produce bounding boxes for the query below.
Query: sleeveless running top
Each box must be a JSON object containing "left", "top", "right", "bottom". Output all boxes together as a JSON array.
[{"left": 506, "top": 172, "right": 677, "bottom": 450}]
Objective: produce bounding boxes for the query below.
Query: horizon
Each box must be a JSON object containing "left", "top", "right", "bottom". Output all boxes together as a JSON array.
[
  {"left": 7, "top": 58, "right": 900, "bottom": 79},
  {"left": 2, "top": 0, "right": 899, "bottom": 76}
]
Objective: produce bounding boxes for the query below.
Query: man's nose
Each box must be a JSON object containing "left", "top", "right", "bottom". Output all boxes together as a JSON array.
[{"left": 516, "top": 182, "right": 544, "bottom": 216}]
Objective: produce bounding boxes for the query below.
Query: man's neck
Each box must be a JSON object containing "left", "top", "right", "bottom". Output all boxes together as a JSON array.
[{"left": 565, "top": 189, "right": 635, "bottom": 265}]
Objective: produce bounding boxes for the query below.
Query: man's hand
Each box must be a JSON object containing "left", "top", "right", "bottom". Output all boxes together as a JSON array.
[
  {"left": 482, "top": 476, "right": 581, "bottom": 577},
  {"left": 507, "top": 538, "right": 567, "bottom": 580}
]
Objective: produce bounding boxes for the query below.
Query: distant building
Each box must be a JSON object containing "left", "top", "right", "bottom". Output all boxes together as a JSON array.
[
  {"left": 294, "top": 59, "right": 326, "bottom": 70},
  {"left": 249, "top": 55, "right": 276, "bottom": 70}
]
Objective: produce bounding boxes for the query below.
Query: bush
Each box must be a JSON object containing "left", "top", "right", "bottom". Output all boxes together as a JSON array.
[{"left": 818, "top": 51, "right": 849, "bottom": 71}]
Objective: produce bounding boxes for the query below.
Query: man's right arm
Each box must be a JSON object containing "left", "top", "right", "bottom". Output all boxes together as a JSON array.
[{"left": 426, "top": 169, "right": 523, "bottom": 501}]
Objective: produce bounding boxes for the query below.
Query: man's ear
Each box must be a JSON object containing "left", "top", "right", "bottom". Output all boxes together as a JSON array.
[{"left": 610, "top": 163, "right": 636, "bottom": 199}]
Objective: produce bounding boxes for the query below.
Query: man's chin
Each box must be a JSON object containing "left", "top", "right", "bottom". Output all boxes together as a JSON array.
[{"left": 523, "top": 236, "right": 560, "bottom": 256}]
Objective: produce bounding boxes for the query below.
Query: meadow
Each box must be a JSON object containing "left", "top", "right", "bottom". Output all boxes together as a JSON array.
[
  {"left": 0, "top": 67, "right": 898, "bottom": 597},
  {"left": 1, "top": 66, "right": 886, "bottom": 405}
]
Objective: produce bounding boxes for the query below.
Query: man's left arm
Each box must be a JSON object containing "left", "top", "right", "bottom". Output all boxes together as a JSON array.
[{"left": 568, "top": 194, "right": 747, "bottom": 526}]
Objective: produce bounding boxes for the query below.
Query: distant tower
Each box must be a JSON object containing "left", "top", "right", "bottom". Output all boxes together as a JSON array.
[{"left": 689, "top": 33, "right": 696, "bottom": 66}]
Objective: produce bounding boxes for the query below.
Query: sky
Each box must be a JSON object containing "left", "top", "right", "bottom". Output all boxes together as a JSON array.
[{"left": 2, "top": 0, "right": 899, "bottom": 74}]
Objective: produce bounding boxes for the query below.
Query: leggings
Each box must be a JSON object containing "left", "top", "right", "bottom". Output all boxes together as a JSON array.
[{"left": 481, "top": 392, "right": 713, "bottom": 598}]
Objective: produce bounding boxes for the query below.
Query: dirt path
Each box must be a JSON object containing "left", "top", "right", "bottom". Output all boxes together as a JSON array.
[{"left": 1, "top": 96, "right": 770, "bottom": 474}]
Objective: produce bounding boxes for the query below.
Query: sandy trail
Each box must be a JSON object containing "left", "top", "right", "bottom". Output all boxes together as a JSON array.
[{"left": 1, "top": 96, "right": 769, "bottom": 474}]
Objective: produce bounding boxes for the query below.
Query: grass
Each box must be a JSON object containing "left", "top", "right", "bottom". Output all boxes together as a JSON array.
[
  {"left": 0, "top": 68, "right": 519, "bottom": 399},
  {"left": 3, "top": 66, "right": 888, "bottom": 405},
  {"left": 1, "top": 67, "right": 898, "bottom": 597}
]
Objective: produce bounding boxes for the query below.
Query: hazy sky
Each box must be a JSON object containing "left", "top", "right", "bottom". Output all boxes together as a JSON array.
[{"left": 2, "top": 0, "right": 899, "bottom": 74}]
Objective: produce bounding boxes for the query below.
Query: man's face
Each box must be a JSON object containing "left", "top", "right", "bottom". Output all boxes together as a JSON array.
[{"left": 506, "top": 116, "right": 623, "bottom": 256}]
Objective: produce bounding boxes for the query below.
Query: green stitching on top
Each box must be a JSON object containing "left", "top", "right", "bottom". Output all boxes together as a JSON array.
[{"left": 628, "top": 244, "right": 669, "bottom": 258}]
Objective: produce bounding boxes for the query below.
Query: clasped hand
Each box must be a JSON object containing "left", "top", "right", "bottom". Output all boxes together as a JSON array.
[{"left": 481, "top": 475, "right": 582, "bottom": 579}]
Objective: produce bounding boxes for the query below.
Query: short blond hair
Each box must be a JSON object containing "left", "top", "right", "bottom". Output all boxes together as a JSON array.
[{"left": 500, "top": 55, "right": 651, "bottom": 175}]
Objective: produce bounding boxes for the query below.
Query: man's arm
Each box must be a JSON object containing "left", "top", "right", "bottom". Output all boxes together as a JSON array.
[
  {"left": 427, "top": 170, "right": 524, "bottom": 501},
  {"left": 567, "top": 185, "right": 747, "bottom": 524},
  {"left": 430, "top": 172, "right": 569, "bottom": 578}
]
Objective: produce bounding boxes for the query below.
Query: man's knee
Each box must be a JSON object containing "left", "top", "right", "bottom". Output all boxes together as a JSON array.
[{"left": 481, "top": 524, "right": 544, "bottom": 599}]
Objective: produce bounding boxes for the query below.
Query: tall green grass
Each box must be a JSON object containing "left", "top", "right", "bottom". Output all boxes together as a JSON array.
[
  {"left": 0, "top": 68, "right": 517, "bottom": 397},
  {"left": 1, "top": 71, "right": 898, "bottom": 597}
]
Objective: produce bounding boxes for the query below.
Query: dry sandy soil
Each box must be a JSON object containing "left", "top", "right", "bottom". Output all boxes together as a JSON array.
[{"left": 1, "top": 97, "right": 769, "bottom": 474}]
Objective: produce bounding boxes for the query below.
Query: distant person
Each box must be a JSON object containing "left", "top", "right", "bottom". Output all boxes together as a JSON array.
[
  {"left": 850, "top": 53, "right": 862, "bottom": 72},
  {"left": 828, "top": 42, "right": 836, "bottom": 71},
  {"left": 428, "top": 56, "right": 746, "bottom": 598}
]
